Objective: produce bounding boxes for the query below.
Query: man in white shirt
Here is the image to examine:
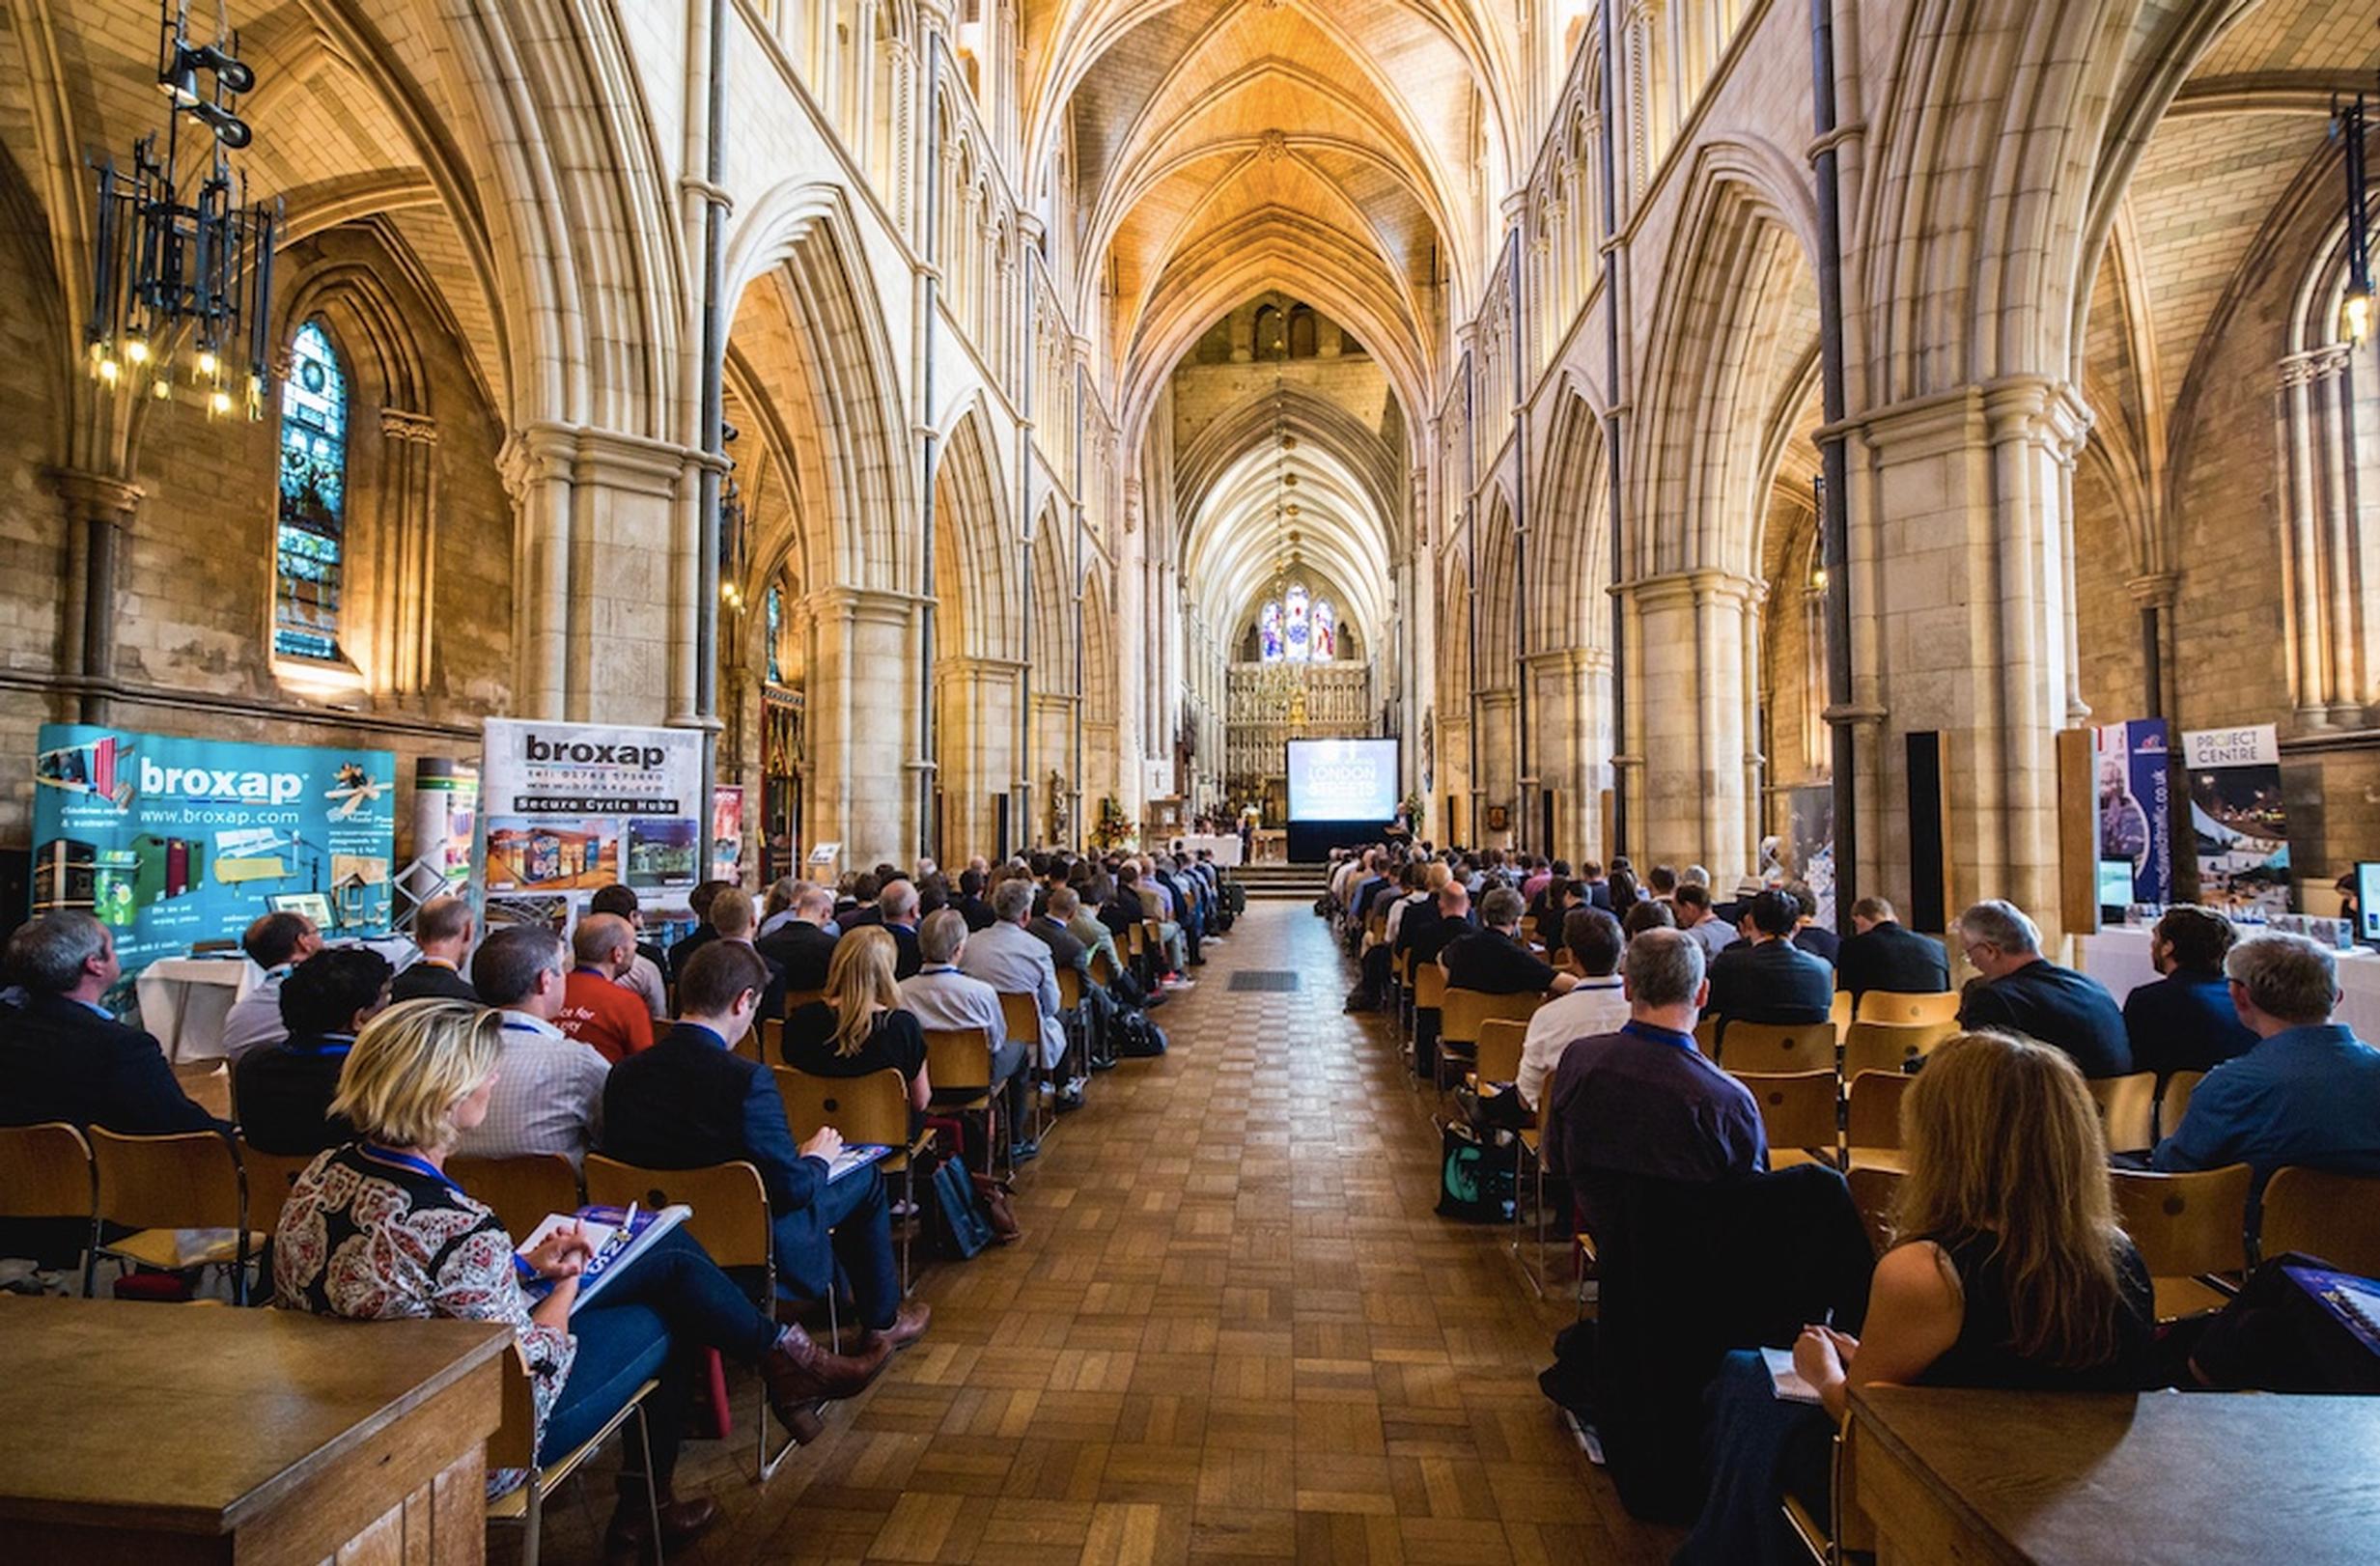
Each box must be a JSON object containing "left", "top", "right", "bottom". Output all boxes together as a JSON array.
[
  {"left": 901, "top": 909, "right": 1035, "bottom": 1161},
  {"left": 455, "top": 924, "right": 608, "bottom": 1166},
  {"left": 1517, "top": 909, "right": 1631, "bottom": 1112},
  {"left": 219, "top": 910, "right": 322, "bottom": 1061}
]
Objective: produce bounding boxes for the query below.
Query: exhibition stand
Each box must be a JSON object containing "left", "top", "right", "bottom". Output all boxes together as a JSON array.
[{"left": 2078, "top": 924, "right": 2380, "bottom": 1040}]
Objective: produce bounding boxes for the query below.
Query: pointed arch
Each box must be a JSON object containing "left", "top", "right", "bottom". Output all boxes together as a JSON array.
[{"left": 933, "top": 402, "right": 1019, "bottom": 662}]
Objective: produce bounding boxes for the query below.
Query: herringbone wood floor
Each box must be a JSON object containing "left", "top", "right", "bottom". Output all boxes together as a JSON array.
[{"left": 503, "top": 903, "right": 1682, "bottom": 1563}]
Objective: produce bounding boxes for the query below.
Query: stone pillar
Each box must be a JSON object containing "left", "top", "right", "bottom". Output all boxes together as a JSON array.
[
  {"left": 2278, "top": 346, "right": 2366, "bottom": 728},
  {"left": 809, "top": 586, "right": 922, "bottom": 866},
  {"left": 50, "top": 470, "right": 144, "bottom": 723},
  {"left": 375, "top": 408, "right": 439, "bottom": 703},
  {"left": 1526, "top": 645, "right": 1611, "bottom": 860},
  {"left": 1630, "top": 569, "right": 1757, "bottom": 874},
  {"left": 1478, "top": 686, "right": 1517, "bottom": 844}
]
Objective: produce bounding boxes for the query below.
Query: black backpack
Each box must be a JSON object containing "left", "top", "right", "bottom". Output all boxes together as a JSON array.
[
  {"left": 1113, "top": 1011, "right": 1168, "bottom": 1057},
  {"left": 929, "top": 1156, "right": 994, "bottom": 1259}
]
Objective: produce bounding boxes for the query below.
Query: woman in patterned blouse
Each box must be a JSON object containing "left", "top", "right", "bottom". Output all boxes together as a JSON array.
[{"left": 273, "top": 997, "right": 890, "bottom": 1560}]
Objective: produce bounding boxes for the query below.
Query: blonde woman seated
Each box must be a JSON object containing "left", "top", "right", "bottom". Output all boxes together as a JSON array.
[
  {"left": 272, "top": 998, "right": 888, "bottom": 1559},
  {"left": 1675, "top": 1030, "right": 2157, "bottom": 1564},
  {"left": 780, "top": 927, "right": 932, "bottom": 1116}
]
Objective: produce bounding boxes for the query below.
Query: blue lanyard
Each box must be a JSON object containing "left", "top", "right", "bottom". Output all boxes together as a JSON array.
[{"left": 360, "top": 1144, "right": 466, "bottom": 1197}]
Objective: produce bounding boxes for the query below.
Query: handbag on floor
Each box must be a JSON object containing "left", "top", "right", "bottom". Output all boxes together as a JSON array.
[
  {"left": 1436, "top": 1123, "right": 1516, "bottom": 1222},
  {"left": 930, "top": 1154, "right": 995, "bottom": 1260}
]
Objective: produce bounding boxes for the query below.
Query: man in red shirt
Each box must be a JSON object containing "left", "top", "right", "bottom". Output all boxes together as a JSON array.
[{"left": 560, "top": 912, "right": 657, "bottom": 1063}]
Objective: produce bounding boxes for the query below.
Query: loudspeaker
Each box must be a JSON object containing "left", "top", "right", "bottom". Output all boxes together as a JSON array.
[
  {"left": 1541, "top": 789, "right": 1559, "bottom": 860},
  {"left": 1906, "top": 731, "right": 1949, "bottom": 935},
  {"left": 993, "top": 792, "right": 1011, "bottom": 863}
]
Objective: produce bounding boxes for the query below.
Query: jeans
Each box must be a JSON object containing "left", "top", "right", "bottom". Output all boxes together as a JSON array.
[
  {"left": 1672, "top": 1350, "right": 1834, "bottom": 1566},
  {"left": 774, "top": 1161, "right": 902, "bottom": 1330},
  {"left": 539, "top": 1226, "right": 779, "bottom": 1494}
]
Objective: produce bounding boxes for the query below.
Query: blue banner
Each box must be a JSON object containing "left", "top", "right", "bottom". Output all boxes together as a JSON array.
[
  {"left": 2094, "top": 717, "right": 2172, "bottom": 906},
  {"left": 33, "top": 724, "right": 398, "bottom": 984}
]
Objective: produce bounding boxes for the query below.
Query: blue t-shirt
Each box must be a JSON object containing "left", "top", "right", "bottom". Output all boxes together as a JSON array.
[{"left": 2152, "top": 1023, "right": 2380, "bottom": 1218}]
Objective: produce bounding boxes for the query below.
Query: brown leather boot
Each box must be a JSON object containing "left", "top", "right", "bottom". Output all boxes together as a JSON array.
[
  {"left": 856, "top": 1300, "right": 933, "bottom": 1355},
  {"left": 972, "top": 1171, "right": 1023, "bottom": 1243},
  {"left": 602, "top": 1492, "right": 720, "bottom": 1564},
  {"left": 761, "top": 1321, "right": 890, "bottom": 1424}
]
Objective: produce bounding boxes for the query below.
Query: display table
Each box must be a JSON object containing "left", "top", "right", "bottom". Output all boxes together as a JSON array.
[
  {"left": 1172, "top": 832, "right": 1245, "bottom": 867},
  {"left": 1850, "top": 1383, "right": 2380, "bottom": 1564},
  {"left": 132, "top": 957, "right": 259, "bottom": 1065},
  {"left": 2079, "top": 925, "right": 2380, "bottom": 1039},
  {"left": 0, "top": 1299, "right": 508, "bottom": 1563}
]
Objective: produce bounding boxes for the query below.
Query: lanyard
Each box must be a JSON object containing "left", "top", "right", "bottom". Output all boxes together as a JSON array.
[{"left": 359, "top": 1144, "right": 466, "bottom": 1196}]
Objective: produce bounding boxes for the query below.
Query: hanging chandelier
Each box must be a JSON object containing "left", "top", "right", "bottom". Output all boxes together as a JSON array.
[
  {"left": 86, "top": 1, "right": 279, "bottom": 419},
  {"left": 2336, "top": 92, "right": 2373, "bottom": 346}
]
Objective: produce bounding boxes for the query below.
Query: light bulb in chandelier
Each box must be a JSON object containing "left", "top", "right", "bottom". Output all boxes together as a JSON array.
[{"left": 2346, "top": 286, "right": 2374, "bottom": 347}]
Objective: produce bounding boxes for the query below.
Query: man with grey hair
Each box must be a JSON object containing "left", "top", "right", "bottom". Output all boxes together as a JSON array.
[
  {"left": 1441, "top": 885, "right": 1579, "bottom": 996},
  {"left": 0, "top": 910, "right": 221, "bottom": 1134},
  {"left": 901, "top": 909, "right": 1035, "bottom": 1161},
  {"left": 1953, "top": 899, "right": 2130, "bottom": 1077},
  {"left": 458, "top": 923, "right": 608, "bottom": 1165},
  {"left": 1543, "top": 928, "right": 1766, "bottom": 1238},
  {"left": 874, "top": 878, "right": 925, "bottom": 980},
  {"left": 2153, "top": 933, "right": 2380, "bottom": 1210},
  {"left": 961, "top": 878, "right": 1070, "bottom": 1097}
]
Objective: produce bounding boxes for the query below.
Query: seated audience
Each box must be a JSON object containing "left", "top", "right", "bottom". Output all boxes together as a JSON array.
[
  {"left": 273, "top": 997, "right": 886, "bottom": 1557},
  {"left": 901, "top": 909, "right": 1034, "bottom": 1158},
  {"left": 2123, "top": 906, "right": 2255, "bottom": 1077},
  {"left": 1785, "top": 881, "right": 1838, "bottom": 965},
  {"left": 589, "top": 883, "right": 670, "bottom": 1021},
  {"left": 1533, "top": 876, "right": 1586, "bottom": 959},
  {"left": 1834, "top": 895, "right": 1948, "bottom": 1002},
  {"left": 1517, "top": 909, "right": 1630, "bottom": 1112},
  {"left": 0, "top": 910, "right": 221, "bottom": 1134},
  {"left": 1673, "top": 883, "right": 1735, "bottom": 965},
  {"left": 757, "top": 876, "right": 802, "bottom": 938},
  {"left": 602, "top": 942, "right": 929, "bottom": 1346},
  {"left": 871, "top": 879, "right": 925, "bottom": 980},
  {"left": 1678, "top": 1031, "right": 2155, "bottom": 1564},
  {"left": 712, "top": 887, "right": 788, "bottom": 1020},
  {"left": 1704, "top": 890, "right": 1834, "bottom": 1030},
  {"left": 234, "top": 946, "right": 391, "bottom": 1155},
  {"left": 2153, "top": 932, "right": 2380, "bottom": 1213},
  {"left": 390, "top": 895, "right": 479, "bottom": 1003},
  {"left": 1128, "top": 862, "right": 1190, "bottom": 978},
  {"left": 455, "top": 925, "right": 608, "bottom": 1165},
  {"left": 666, "top": 879, "right": 733, "bottom": 979},
  {"left": 1441, "top": 887, "right": 1576, "bottom": 995},
  {"left": 1620, "top": 899, "right": 1675, "bottom": 944},
  {"left": 1647, "top": 864, "right": 1679, "bottom": 905},
  {"left": 953, "top": 869, "right": 996, "bottom": 932},
  {"left": 838, "top": 873, "right": 885, "bottom": 931},
  {"left": 964, "top": 879, "right": 1071, "bottom": 1095},
  {"left": 220, "top": 909, "right": 323, "bottom": 1061},
  {"left": 1954, "top": 900, "right": 2131, "bottom": 1077},
  {"left": 559, "top": 913, "right": 657, "bottom": 1063},
  {"left": 782, "top": 929, "right": 931, "bottom": 1114},
  {"left": 760, "top": 885, "right": 842, "bottom": 996}
]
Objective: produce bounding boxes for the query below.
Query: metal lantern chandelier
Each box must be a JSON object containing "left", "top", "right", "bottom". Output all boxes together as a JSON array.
[
  {"left": 86, "top": 1, "right": 279, "bottom": 419},
  {"left": 2336, "top": 91, "right": 2373, "bottom": 347}
]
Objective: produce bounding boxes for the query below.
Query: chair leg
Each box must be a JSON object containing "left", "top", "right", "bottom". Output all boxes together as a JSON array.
[
  {"left": 522, "top": 1470, "right": 544, "bottom": 1566},
  {"left": 632, "top": 1403, "right": 665, "bottom": 1564}
]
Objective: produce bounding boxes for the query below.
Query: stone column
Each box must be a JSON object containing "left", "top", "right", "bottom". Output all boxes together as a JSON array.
[
  {"left": 809, "top": 586, "right": 923, "bottom": 865},
  {"left": 376, "top": 408, "right": 439, "bottom": 703},
  {"left": 1526, "top": 645, "right": 1611, "bottom": 859},
  {"left": 2277, "top": 346, "right": 2364, "bottom": 728},
  {"left": 1629, "top": 569, "right": 1757, "bottom": 873},
  {"left": 50, "top": 470, "right": 144, "bottom": 723}
]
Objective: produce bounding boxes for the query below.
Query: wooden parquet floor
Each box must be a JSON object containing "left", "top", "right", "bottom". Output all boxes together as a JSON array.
[{"left": 508, "top": 903, "right": 1683, "bottom": 1563}]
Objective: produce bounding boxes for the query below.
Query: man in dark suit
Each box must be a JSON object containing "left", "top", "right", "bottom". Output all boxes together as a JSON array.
[
  {"left": 758, "top": 886, "right": 841, "bottom": 994},
  {"left": 709, "top": 887, "right": 788, "bottom": 1021},
  {"left": 952, "top": 869, "right": 996, "bottom": 932},
  {"left": 2122, "top": 905, "right": 2255, "bottom": 1077},
  {"left": 0, "top": 911, "right": 224, "bottom": 1135},
  {"left": 1955, "top": 899, "right": 2131, "bottom": 1077},
  {"left": 870, "top": 880, "right": 924, "bottom": 980},
  {"left": 838, "top": 873, "right": 885, "bottom": 932},
  {"left": 1785, "top": 881, "right": 1840, "bottom": 965},
  {"left": 1441, "top": 887, "right": 1576, "bottom": 996},
  {"left": 667, "top": 879, "right": 733, "bottom": 981},
  {"left": 234, "top": 946, "right": 391, "bottom": 1154},
  {"left": 1834, "top": 896, "right": 1949, "bottom": 1003},
  {"left": 389, "top": 895, "right": 479, "bottom": 1003},
  {"left": 1704, "top": 889, "right": 1835, "bottom": 1028},
  {"left": 601, "top": 941, "right": 927, "bottom": 1353}
]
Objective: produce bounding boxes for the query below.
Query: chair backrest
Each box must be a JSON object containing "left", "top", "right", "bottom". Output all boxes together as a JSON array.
[
  {"left": 90, "top": 1128, "right": 244, "bottom": 1233},
  {"left": 1089, "top": 949, "right": 1120, "bottom": 989},
  {"left": 1841, "top": 1021, "right": 1951, "bottom": 1079},
  {"left": 1412, "top": 964, "right": 1448, "bottom": 1012},
  {"left": 785, "top": 987, "right": 826, "bottom": 1014},
  {"left": 0, "top": 1121, "right": 95, "bottom": 1222},
  {"left": 2110, "top": 1163, "right": 2253, "bottom": 1279},
  {"left": 1843, "top": 1071, "right": 1910, "bottom": 1153},
  {"left": 1730, "top": 1071, "right": 1840, "bottom": 1161},
  {"left": 1473, "top": 1019, "right": 1528, "bottom": 1088},
  {"left": 447, "top": 1153, "right": 582, "bottom": 1242},
  {"left": 743, "top": 1018, "right": 780, "bottom": 1064},
  {"left": 236, "top": 1142, "right": 320, "bottom": 1237},
  {"left": 1440, "top": 987, "right": 1539, "bottom": 1047},
  {"left": 1845, "top": 1164, "right": 1905, "bottom": 1257},
  {"left": 2087, "top": 1072, "right": 2159, "bottom": 1154},
  {"left": 1830, "top": 991, "right": 1853, "bottom": 1033},
  {"left": 1718, "top": 1020, "right": 1835, "bottom": 1075},
  {"left": 2157, "top": 1070, "right": 2203, "bottom": 1144},
  {"left": 1693, "top": 1017, "right": 1720, "bottom": 1058},
  {"left": 1055, "top": 966, "right": 1085, "bottom": 1011},
  {"left": 923, "top": 1026, "right": 994, "bottom": 1092},
  {"left": 1855, "top": 990, "right": 1960, "bottom": 1025},
  {"left": 775, "top": 1066, "right": 911, "bottom": 1150},
  {"left": 582, "top": 1155, "right": 771, "bottom": 1271},
  {"left": 2257, "top": 1167, "right": 2380, "bottom": 1275},
  {"left": 997, "top": 991, "right": 1045, "bottom": 1049}
]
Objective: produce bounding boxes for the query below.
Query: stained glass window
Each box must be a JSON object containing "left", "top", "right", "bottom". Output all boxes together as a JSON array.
[
  {"left": 1283, "top": 584, "right": 1311, "bottom": 661},
  {"left": 766, "top": 583, "right": 785, "bottom": 685},
  {"left": 274, "top": 322, "right": 349, "bottom": 661},
  {"left": 1313, "top": 600, "right": 1335, "bottom": 661},
  {"left": 1258, "top": 601, "right": 1283, "bottom": 661}
]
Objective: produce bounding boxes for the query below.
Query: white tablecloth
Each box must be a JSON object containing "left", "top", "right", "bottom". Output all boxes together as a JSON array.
[
  {"left": 2078, "top": 926, "right": 2380, "bottom": 1041},
  {"left": 134, "top": 958, "right": 260, "bottom": 1065},
  {"left": 1172, "top": 832, "right": 1245, "bottom": 868}
]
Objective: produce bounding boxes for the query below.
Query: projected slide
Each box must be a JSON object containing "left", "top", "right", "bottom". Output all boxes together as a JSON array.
[{"left": 1286, "top": 738, "right": 1400, "bottom": 823}]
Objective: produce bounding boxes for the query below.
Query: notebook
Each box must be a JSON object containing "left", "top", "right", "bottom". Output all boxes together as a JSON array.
[
  {"left": 1761, "top": 1345, "right": 1823, "bottom": 1405},
  {"left": 825, "top": 1143, "right": 892, "bottom": 1183},
  {"left": 2284, "top": 1264, "right": 2380, "bottom": 1356},
  {"left": 515, "top": 1203, "right": 690, "bottom": 1312}
]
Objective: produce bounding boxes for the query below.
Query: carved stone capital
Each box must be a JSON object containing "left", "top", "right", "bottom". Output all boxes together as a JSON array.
[
  {"left": 378, "top": 407, "right": 439, "bottom": 446},
  {"left": 49, "top": 469, "right": 144, "bottom": 528}
]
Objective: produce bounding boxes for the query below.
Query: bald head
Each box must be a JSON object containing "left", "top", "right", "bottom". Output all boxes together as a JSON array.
[{"left": 573, "top": 913, "right": 635, "bottom": 975}]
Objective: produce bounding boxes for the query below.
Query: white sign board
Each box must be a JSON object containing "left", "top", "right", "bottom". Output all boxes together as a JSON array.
[{"left": 477, "top": 718, "right": 706, "bottom": 927}]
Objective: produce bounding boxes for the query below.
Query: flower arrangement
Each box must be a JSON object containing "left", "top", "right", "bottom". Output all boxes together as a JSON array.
[
  {"left": 1089, "top": 796, "right": 1138, "bottom": 852},
  {"left": 1399, "top": 790, "right": 1427, "bottom": 828}
]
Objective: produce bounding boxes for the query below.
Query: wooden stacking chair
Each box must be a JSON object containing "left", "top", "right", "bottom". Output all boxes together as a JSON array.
[
  {"left": 1842, "top": 1071, "right": 1911, "bottom": 1172},
  {"left": 1731, "top": 1070, "right": 1841, "bottom": 1168},
  {"left": 774, "top": 1065, "right": 935, "bottom": 1292},
  {"left": 487, "top": 1335, "right": 660, "bottom": 1566},
  {"left": 448, "top": 1153, "right": 583, "bottom": 1242},
  {"left": 1845, "top": 1164, "right": 1905, "bottom": 1258},
  {"left": 1854, "top": 990, "right": 1960, "bottom": 1025},
  {"left": 582, "top": 1156, "right": 796, "bottom": 1479},
  {"left": 1782, "top": 1406, "right": 1875, "bottom": 1565},
  {"left": 86, "top": 1128, "right": 257, "bottom": 1303},
  {"left": 923, "top": 1025, "right": 1000, "bottom": 1178},
  {"left": 1089, "top": 948, "right": 1121, "bottom": 991},
  {"left": 2110, "top": 1162, "right": 2253, "bottom": 1321},
  {"left": 1471, "top": 1018, "right": 1528, "bottom": 1091},
  {"left": 1839, "top": 1020, "right": 1954, "bottom": 1079},
  {"left": 1829, "top": 991, "right": 1853, "bottom": 1034},
  {"left": 1717, "top": 1019, "right": 1836, "bottom": 1076},
  {"left": 1053, "top": 966, "right": 1090, "bottom": 1077},
  {"left": 1693, "top": 1016, "right": 1721, "bottom": 1058},
  {"left": 0, "top": 1121, "right": 95, "bottom": 1279},
  {"left": 2087, "top": 1071, "right": 2160, "bottom": 1155},
  {"left": 785, "top": 987, "right": 826, "bottom": 1014},
  {"left": 1411, "top": 963, "right": 1448, "bottom": 1077},
  {"left": 997, "top": 991, "right": 1053, "bottom": 1134},
  {"left": 1438, "top": 988, "right": 1540, "bottom": 1094},
  {"left": 746, "top": 1016, "right": 783, "bottom": 1063},
  {"left": 234, "top": 1141, "right": 319, "bottom": 1239},
  {"left": 2257, "top": 1167, "right": 2380, "bottom": 1275},
  {"left": 2156, "top": 1070, "right": 2203, "bottom": 1145}
]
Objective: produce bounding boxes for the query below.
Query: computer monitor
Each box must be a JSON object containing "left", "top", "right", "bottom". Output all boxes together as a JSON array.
[
  {"left": 2097, "top": 859, "right": 2133, "bottom": 916},
  {"left": 2357, "top": 861, "right": 2380, "bottom": 947}
]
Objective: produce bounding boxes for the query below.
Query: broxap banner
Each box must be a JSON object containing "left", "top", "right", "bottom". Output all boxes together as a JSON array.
[
  {"left": 479, "top": 718, "right": 704, "bottom": 929},
  {"left": 2093, "top": 718, "right": 2172, "bottom": 905},
  {"left": 2183, "top": 723, "right": 2291, "bottom": 913},
  {"left": 32, "top": 724, "right": 397, "bottom": 982}
]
